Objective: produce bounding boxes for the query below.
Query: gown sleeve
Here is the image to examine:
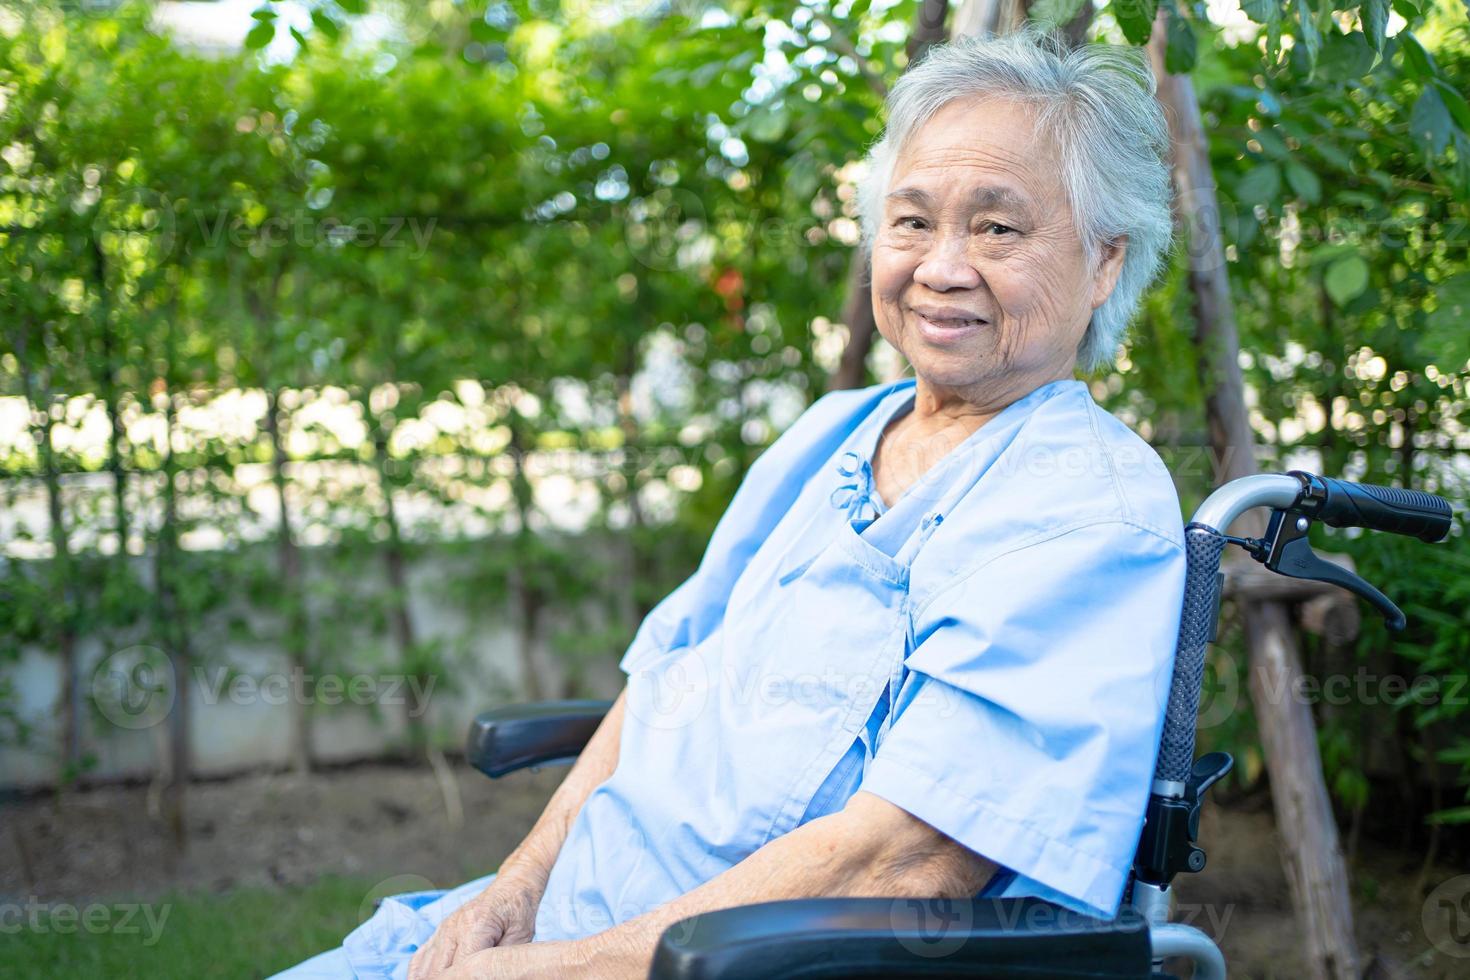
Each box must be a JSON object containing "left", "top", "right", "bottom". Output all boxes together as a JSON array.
[{"left": 856, "top": 518, "right": 1187, "bottom": 917}]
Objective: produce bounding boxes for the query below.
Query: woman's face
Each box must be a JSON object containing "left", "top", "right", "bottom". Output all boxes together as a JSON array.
[{"left": 870, "top": 97, "right": 1126, "bottom": 405}]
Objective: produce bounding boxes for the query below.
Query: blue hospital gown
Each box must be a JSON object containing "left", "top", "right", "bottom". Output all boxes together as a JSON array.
[{"left": 274, "top": 376, "right": 1187, "bottom": 978}]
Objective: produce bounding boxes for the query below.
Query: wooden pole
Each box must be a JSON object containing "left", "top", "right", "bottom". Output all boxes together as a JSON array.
[{"left": 1144, "top": 19, "right": 1360, "bottom": 979}]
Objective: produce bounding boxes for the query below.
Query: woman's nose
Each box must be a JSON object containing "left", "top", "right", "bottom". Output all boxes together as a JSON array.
[{"left": 912, "top": 234, "right": 981, "bottom": 292}]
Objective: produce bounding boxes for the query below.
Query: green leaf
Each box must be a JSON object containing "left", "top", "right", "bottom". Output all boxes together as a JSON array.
[
  {"left": 1285, "top": 160, "right": 1321, "bottom": 203},
  {"left": 1426, "top": 273, "right": 1470, "bottom": 338},
  {"left": 1114, "top": 0, "right": 1158, "bottom": 46},
  {"left": 1436, "top": 742, "right": 1470, "bottom": 766},
  {"left": 1432, "top": 79, "right": 1470, "bottom": 134},
  {"left": 1324, "top": 255, "right": 1370, "bottom": 306},
  {"left": 1306, "top": 241, "right": 1359, "bottom": 266},
  {"left": 1235, "top": 161, "right": 1282, "bottom": 205},
  {"left": 336, "top": 0, "right": 368, "bottom": 14},
  {"left": 1427, "top": 806, "right": 1470, "bottom": 825},
  {"left": 785, "top": 153, "right": 821, "bottom": 201},
  {"left": 1398, "top": 32, "right": 1436, "bottom": 82},
  {"left": 1360, "top": 0, "right": 1389, "bottom": 55},
  {"left": 1311, "top": 139, "right": 1353, "bottom": 172},
  {"left": 1294, "top": 0, "right": 1321, "bottom": 76},
  {"left": 1253, "top": 127, "right": 1289, "bottom": 158},
  {"left": 250, "top": 6, "right": 277, "bottom": 22},
  {"left": 1318, "top": 29, "right": 1374, "bottom": 79},
  {"left": 1455, "top": 133, "right": 1470, "bottom": 198},
  {"left": 244, "top": 20, "right": 275, "bottom": 50},
  {"left": 1240, "top": 0, "right": 1280, "bottom": 23},
  {"left": 289, "top": 25, "right": 308, "bottom": 49},
  {"left": 1164, "top": 5, "right": 1197, "bottom": 74},
  {"left": 1030, "top": 0, "right": 1088, "bottom": 27},
  {"left": 311, "top": 9, "right": 341, "bottom": 41},
  {"left": 1411, "top": 86, "right": 1453, "bottom": 155}
]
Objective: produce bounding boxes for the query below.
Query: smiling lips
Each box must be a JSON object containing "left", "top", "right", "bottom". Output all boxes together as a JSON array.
[{"left": 912, "top": 306, "right": 990, "bottom": 343}]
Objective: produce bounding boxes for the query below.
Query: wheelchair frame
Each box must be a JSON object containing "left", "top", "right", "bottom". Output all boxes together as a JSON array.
[{"left": 465, "top": 471, "right": 1452, "bottom": 979}]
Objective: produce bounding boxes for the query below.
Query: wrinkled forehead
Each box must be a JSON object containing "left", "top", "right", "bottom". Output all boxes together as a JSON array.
[{"left": 888, "top": 96, "right": 1065, "bottom": 214}]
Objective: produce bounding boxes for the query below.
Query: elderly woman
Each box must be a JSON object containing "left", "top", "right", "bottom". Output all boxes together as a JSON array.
[{"left": 277, "top": 28, "right": 1186, "bottom": 980}]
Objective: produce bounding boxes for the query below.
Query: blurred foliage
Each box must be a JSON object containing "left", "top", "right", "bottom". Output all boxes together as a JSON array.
[
  {"left": 0, "top": 0, "right": 1466, "bottom": 840},
  {"left": 1163, "top": 7, "right": 1470, "bottom": 840}
]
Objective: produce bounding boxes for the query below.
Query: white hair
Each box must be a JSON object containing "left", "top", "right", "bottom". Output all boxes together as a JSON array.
[{"left": 855, "top": 28, "right": 1174, "bottom": 372}]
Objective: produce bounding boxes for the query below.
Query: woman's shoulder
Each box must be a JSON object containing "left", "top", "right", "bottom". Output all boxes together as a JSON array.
[
  {"left": 997, "top": 380, "right": 1184, "bottom": 542},
  {"left": 910, "top": 383, "right": 1185, "bottom": 608}
]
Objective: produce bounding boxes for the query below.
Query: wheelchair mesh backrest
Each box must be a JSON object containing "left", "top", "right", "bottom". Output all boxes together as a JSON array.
[{"left": 1155, "top": 526, "right": 1226, "bottom": 785}]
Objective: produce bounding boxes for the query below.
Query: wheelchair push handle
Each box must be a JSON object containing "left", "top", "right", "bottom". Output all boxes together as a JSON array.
[
  {"left": 1155, "top": 471, "right": 1454, "bottom": 790},
  {"left": 1289, "top": 471, "right": 1452, "bottom": 543}
]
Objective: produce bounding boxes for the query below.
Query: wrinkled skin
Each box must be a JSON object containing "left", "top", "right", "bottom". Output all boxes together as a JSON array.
[
  {"left": 866, "top": 96, "right": 1129, "bottom": 493},
  {"left": 406, "top": 874, "right": 540, "bottom": 979}
]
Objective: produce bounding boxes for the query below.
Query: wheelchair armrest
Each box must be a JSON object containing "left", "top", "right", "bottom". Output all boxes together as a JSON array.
[
  {"left": 649, "top": 896, "right": 1152, "bottom": 979},
  {"left": 465, "top": 699, "right": 614, "bottom": 778}
]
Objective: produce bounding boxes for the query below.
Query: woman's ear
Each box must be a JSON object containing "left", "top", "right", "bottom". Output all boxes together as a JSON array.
[{"left": 1090, "top": 235, "right": 1129, "bottom": 311}]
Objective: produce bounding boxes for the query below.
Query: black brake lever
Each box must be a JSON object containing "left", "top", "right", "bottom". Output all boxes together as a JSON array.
[
  {"left": 1190, "top": 752, "right": 1234, "bottom": 801},
  {"left": 1260, "top": 510, "right": 1407, "bottom": 631}
]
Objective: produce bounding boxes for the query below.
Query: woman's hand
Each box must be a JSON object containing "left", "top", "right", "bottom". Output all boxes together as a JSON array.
[
  {"left": 433, "top": 940, "right": 593, "bottom": 980},
  {"left": 407, "top": 874, "right": 542, "bottom": 980}
]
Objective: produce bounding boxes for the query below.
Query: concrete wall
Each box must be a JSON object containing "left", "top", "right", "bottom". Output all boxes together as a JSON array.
[{"left": 0, "top": 537, "right": 629, "bottom": 790}]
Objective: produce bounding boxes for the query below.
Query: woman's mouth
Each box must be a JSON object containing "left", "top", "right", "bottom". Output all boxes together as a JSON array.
[{"left": 914, "top": 312, "right": 988, "bottom": 343}]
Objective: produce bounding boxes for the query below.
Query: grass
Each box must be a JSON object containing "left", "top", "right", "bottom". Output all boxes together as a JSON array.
[{"left": 0, "top": 875, "right": 382, "bottom": 979}]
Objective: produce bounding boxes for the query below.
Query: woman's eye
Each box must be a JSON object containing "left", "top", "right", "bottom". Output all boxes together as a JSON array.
[
  {"left": 895, "top": 216, "right": 926, "bottom": 230},
  {"left": 983, "top": 222, "right": 1016, "bottom": 236}
]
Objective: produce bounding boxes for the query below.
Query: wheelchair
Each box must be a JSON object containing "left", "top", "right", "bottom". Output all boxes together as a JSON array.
[{"left": 464, "top": 471, "right": 1453, "bottom": 978}]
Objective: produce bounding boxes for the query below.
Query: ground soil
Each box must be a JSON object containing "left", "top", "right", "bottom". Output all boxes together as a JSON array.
[{"left": 3, "top": 763, "right": 1465, "bottom": 978}]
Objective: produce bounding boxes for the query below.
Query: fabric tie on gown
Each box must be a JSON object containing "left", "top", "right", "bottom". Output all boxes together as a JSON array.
[{"left": 829, "top": 449, "right": 880, "bottom": 526}]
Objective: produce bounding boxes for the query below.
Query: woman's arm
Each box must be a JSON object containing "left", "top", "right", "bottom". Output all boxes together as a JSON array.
[
  {"left": 494, "top": 689, "right": 629, "bottom": 893},
  {"left": 441, "top": 789, "right": 996, "bottom": 979},
  {"left": 408, "top": 689, "right": 628, "bottom": 979}
]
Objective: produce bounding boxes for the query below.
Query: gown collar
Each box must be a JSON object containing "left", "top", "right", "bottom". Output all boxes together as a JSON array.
[{"left": 829, "top": 377, "right": 1084, "bottom": 529}]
